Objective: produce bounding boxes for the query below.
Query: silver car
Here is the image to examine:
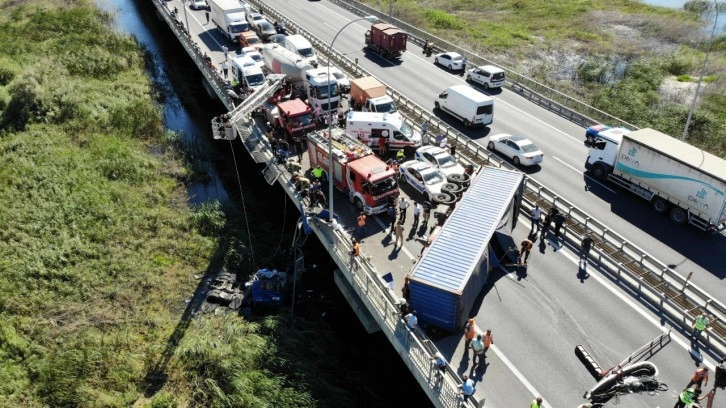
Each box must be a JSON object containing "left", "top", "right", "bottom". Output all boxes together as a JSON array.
[{"left": 487, "top": 134, "right": 543, "bottom": 166}]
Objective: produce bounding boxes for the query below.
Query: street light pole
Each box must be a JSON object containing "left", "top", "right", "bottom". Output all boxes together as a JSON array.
[
  {"left": 326, "top": 16, "right": 378, "bottom": 224},
  {"left": 681, "top": 0, "right": 720, "bottom": 140}
]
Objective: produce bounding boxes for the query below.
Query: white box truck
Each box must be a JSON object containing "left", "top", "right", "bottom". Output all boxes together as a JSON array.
[
  {"left": 208, "top": 0, "right": 249, "bottom": 43},
  {"left": 586, "top": 127, "right": 726, "bottom": 232},
  {"left": 435, "top": 84, "right": 493, "bottom": 127}
]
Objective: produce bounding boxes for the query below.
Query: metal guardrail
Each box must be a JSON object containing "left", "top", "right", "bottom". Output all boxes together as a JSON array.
[
  {"left": 151, "top": 0, "right": 726, "bottom": 405},
  {"left": 253, "top": 0, "right": 726, "bottom": 357}
]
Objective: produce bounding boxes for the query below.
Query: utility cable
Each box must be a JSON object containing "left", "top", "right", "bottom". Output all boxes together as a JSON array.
[{"left": 228, "top": 138, "right": 256, "bottom": 269}]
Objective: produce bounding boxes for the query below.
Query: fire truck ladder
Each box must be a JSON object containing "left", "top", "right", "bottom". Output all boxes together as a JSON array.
[
  {"left": 308, "top": 129, "right": 372, "bottom": 157},
  {"left": 211, "top": 74, "right": 287, "bottom": 141}
]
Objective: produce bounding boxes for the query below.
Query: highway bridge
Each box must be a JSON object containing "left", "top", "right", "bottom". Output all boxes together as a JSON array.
[{"left": 150, "top": 0, "right": 725, "bottom": 406}]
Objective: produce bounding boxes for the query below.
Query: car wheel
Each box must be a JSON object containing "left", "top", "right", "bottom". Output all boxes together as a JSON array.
[
  {"left": 441, "top": 183, "right": 463, "bottom": 194},
  {"left": 466, "top": 75, "right": 472, "bottom": 82},
  {"left": 354, "top": 198, "right": 364, "bottom": 211},
  {"left": 487, "top": 141, "right": 495, "bottom": 150},
  {"left": 483, "top": 83, "right": 490, "bottom": 90},
  {"left": 513, "top": 156, "right": 521, "bottom": 166},
  {"left": 464, "top": 119, "right": 471, "bottom": 127},
  {"left": 434, "top": 102, "right": 440, "bottom": 110},
  {"left": 651, "top": 197, "right": 669, "bottom": 214},
  {"left": 670, "top": 207, "right": 687, "bottom": 225},
  {"left": 432, "top": 192, "right": 456, "bottom": 205},
  {"left": 435, "top": 58, "right": 439, "bottom": 65}
]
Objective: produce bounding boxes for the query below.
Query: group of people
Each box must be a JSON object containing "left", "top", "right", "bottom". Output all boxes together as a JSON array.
[
  {"left": 673, "top": 365, "right": 719, "bottom": 408},
  {"left": 385, "top": 196, "right": 435, "bottom": 249}
]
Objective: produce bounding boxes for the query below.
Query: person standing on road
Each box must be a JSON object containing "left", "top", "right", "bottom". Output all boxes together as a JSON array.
[
  {"left": 356, "top": 212, "right": 367, "bottom": 238},
  {"left": 518, "top": 239, "right": 533, "bottom": 265},
  {"left": 674, "top": 387, "right": 697, "bottom": 408},
  {"left": 458, "top": 374, "right": 475, "bottom": 402},
  {"left": 541, "top": 212, "right": 552, "bottom": 238},
  {"left": 421, "top": 120, "right": 429, "bottom": 138},
  {"left": 404, "top": 310, "right": 417, "bottom": 330},
  {"left": 350, "top": 238, "right": 360, "bottom": 269},
  {"left": 483, "top": 329, "right": 494, "bottom": 356},
  {"left": 412, "top": 202, "right": 421, "bottom": 229},
  {"left": 221, "top": 45, "right": 228, "bottom": 60},
  {"left": 531, "top": 397, "right": 544, "bottom": 408},
  {"left": 398, "top": 197, "right": 410, "bottom": 223},
  {"left": 422, "top": 200, "right": 432, "bottom": 226},
  {"left": 378, "top": 135, "right": 387, "bottom": 157},
  {"left": 530, "top": 204, "right": 542, "bottom": 233},
  {"left": 464, "top": 318, "right": 476, "bottom": 350},
  {"left": 205, "top": 11, "right": 210, "bottom": 24},
  {"left": 220, "top": 60, "right": 229, "bottom": 79},
  {"left": 687, "top": 367, "right": 709, "bottom": 388},
  {"left": 691, "top": 313, "right": 710, "bottom": 338},
  {"left": 471, "top": 334, "right": 485, "bottom": 367},
  {"left": 553, "top": 211, "right": 567, "bottom": 237},
  {"left": 394, "top": 221, "right": 405, "bottom": 248},
  {"left": 432, "top": 351, "right": 447, "bottom": 376},
  {"left": 387, "top": 205, "right": 397, "bottom": 234},
  {"left": 581, "top": 234, "right": 594, "bottom": 262}
]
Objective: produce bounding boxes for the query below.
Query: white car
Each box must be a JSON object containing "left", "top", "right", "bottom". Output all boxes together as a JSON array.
[
  {"left": 398, "top": 160, "right": 447, "bottom": 200},
  {"left": 434, "top": 52, "right": 464, "bottom": 71},
  {"left": 246, "top": 12, "right": 264, "bottom": 26},
  {"left": 240, "top": 47, "right": 264, "bottom": 69},
  {"left": 487, "top": 134, "right": 544, "bottom": 166},
  {"left": 414, "top": 145, "right": 465, "bottom": 177},
  {"left": 189, "top": 0, "right": 207, "bottom": 10},
  {"left": 328, "top": 67, "right": 350, "bottom": 93},
  {"left": 466, "top": 65, "right": 506, "bottom": 89}
]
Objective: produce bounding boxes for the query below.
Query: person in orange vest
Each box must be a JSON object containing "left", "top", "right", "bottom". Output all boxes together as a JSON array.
[
  {"left": 687, "top": 367, "right": 709, "bottom": 388},
  {"left": 378, "top": 136, "right": 387, "bottom": 157},
  {"left": 464, "top": 318, "right": 477, "bottom": 350},
  {"left": 483, "top": 329, "right": 494, "bottom": 356},
  {"left": 350, "top": 238, "right": 360, "bottom": 269}
]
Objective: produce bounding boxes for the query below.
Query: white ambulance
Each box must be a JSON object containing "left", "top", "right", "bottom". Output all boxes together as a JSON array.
[{"left": 345, "top": 111, "right": 421, "bottom": 156}]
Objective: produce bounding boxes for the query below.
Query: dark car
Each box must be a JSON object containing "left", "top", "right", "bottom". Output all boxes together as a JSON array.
[{"left": 269, "top": 33, "right": 286, "bottom": 46}]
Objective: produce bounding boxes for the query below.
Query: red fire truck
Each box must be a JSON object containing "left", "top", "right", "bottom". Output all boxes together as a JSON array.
[{"left": 307, "top": 128, "right": 399, "bottom": 215}]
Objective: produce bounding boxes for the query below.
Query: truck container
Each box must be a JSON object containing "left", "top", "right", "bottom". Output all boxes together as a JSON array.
[
  {"left": 307, "top": 128, "right": 399, "bottom": 214},
  {"left": 586, "top": 128, "right": 726, "bottom": 232},
  {"left": 364, "top": 23, "right": 407, "bottom": 59},
  {"left": 260, "top": 44, "right": 313, "bottom": 84},
  {"left": 408, "top": 167, "right": 524, "bottom": 332},
  {"left": 208, "top": 0, "right": 249, "bottom": 43},
  {"left": 349, "top": 76, "right": 398, "bottom": 117}
]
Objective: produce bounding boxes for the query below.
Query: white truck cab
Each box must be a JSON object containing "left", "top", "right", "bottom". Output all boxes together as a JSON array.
[
  {"left": 585, "top": 127, "right": 632, "bottom": 175},
  {"left": 345, "top": 111, "right": 421, "bottom": 155}
]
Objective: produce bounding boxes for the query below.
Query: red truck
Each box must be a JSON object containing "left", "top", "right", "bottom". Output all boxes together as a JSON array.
[
  {"left": 262, "top": 98, "right": 315, "bottom": 143},
  {"left": 307, "top": 127, "right": 399, "bottom": 214},
  {"left": 365, "top": 23, "right": 407, "bottom": 59}
]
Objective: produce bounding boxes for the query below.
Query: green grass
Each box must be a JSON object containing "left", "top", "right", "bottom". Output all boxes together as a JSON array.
[
  {"left": 366, "top": 0, "right": 726, "bottom": 157},
  {"left": 0, "top": 2, "right": 359, "bottom": 407}
]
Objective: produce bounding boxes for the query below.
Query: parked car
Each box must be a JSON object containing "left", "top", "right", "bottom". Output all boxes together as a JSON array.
[
  {"left": 398, "top": 160, "right": 447, "bottom": 200},
  {"left": 246, "top": 12, "right": 264, "bottom": 26},
  {"left": 254, "top": 20, "right": 277, "bottom": 42},
  {"left": 328, "top": 67, "right": 350, "bottom": 93},
  {"left": 465, "top": 65, "right": 506, "bottom": 89},
  {"left": 189, "top": 0, "right": 207, "bottom": 10},
  {"left": 239, "top": 31, "right": 263, "bottom": 50},
  {"left": 434, "top": 52, "right": 464, "bottom": 71},
  {"left": 240, "top": 47, "right": 263, "bottom": 69},
  {"left": 487, "top": 134, "right": 543, "bottom": 166},
  {"left": 414, "top": 145, "right": 465, "bottom": 177},
  {"left": 269, "top": 33, "right": 286, "bottom": 46}
]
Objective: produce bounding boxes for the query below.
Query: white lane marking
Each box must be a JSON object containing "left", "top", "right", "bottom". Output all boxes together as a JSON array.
[
  {"left": 551, "top": 156, "right": 617, "bottom": 194},
  {"left": 323, "top": 22, "right": 336, "bottom": 31},
  {"left": 491, "top": 344, "right": 548, "bottom": 406},
  {"left": 557, "top": 244, "right": 716, "bottom": 369}
]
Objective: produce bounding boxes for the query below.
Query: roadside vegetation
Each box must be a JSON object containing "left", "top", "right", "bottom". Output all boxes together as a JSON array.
[
  {"left": 0, "top": 2, "right": 357, "bottom": 407},
  {"left": 365, "top": 0, "right": 726, "bottom": 157}
]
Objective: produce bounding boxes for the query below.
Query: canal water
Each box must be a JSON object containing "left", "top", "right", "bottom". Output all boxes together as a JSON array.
[
  {"left": 640, "top": 0, "right": 726, "bottom": 33},
  {"left": 98, "top": 0, "right": 433, "bottom": 406}
]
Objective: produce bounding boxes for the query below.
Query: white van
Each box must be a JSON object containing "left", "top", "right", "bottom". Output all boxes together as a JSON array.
[
  {"left": 345, "top": 111, "right": 421, "bottom": 155},
  {"left": 465, "top": 65, "right": 505, "bottom": 89},
  {"left": 435, "top": 85, "right": 493, "bottom": 127},
  {"left": 284, "top": 35, "right": 318, "bottom": 67},
  {"left": 231, "top": 57, "right": 266, "bottom": 93}
]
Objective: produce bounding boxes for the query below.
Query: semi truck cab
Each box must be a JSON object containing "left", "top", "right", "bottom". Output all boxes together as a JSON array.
[{"left": 585, "top": 127, "right": 631, "bottom": 179}]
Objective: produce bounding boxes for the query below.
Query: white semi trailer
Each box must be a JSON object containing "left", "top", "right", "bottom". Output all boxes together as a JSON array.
[{"left": 585, "top": 127, "right": 726, "bottom": 232}]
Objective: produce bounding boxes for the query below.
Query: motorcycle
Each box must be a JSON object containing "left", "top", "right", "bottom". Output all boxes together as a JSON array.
[
  {"left": 275, "top": 21, "right": 288, "bottom": 35},
  {"left": 422, "top": 41, "right": 434, "bottom": 57}
]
